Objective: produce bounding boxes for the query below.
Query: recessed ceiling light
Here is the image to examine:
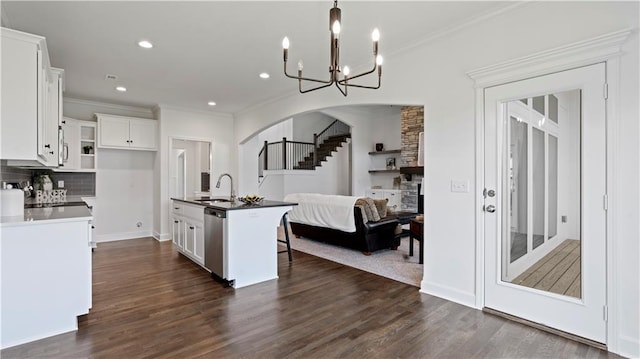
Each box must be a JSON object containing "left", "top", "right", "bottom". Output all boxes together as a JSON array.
[
  {"left": 138, "top": 40, "right": 153, "bottom": 49},
  {"left": 259, "top": 73, "right": 270, "bottom": 79},
  {"left": 115, "top": 86, "right": 127, "bottom": 92},
  {"left": 207, "top": 101, "right": 216, "bottom": 106}
]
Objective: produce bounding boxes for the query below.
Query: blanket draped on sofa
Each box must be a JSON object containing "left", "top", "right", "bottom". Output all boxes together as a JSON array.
[{"left": 284, "top": 193, "right": 359, "bottom": 232}]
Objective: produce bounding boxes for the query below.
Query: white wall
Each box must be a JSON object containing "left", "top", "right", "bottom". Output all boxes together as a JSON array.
[
  {"left": 95, "top": 149, "right": 155, "bottom": 241},
  {"left": 232, "top": 2, "right": 638, "bottom": 356},
  {"left": 63, "top": 98, "right": 156, "bottom": 242},
  {"left": 153, "top": 105, "right": 235, "bottom": 240},
  {"left": 291, "top": 112, "right": 334, "bottom": 143},
  {"left": 556, "top": 90, "right": 581, "bottom": 241}
]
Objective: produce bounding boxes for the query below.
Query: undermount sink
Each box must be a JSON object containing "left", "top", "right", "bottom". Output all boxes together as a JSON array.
[{"left": 195, "top": 198, "right": 231, "bottom": 203}]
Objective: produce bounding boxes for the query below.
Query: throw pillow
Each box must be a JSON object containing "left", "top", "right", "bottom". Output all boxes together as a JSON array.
[
  {"left": 355, "top": 197, "right": 381, "bottom": 222},
  {"left": 373, "top": 198, "right": 388, "bottom": 218}
]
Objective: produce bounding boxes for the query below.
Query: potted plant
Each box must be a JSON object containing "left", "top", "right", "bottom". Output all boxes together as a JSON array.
[
  {"left": 83, "top": 145, "right": 93, "bottom": 154},
  {"left": 33, "top": 173, "right": 53, "bottom": 191}
]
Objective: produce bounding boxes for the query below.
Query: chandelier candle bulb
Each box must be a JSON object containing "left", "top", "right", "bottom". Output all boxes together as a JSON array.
[
  {"left": 282, "top": 37, "right": 289, "bottom": 62},
  {"left": 298, "top": 60, "right": 304, "bottom": 71},
  {"left": 343, "top": 66, "right": 350, "bottom": 76},
  {"left": 332, "top": 20, "right": 341, "bottom": 35}
]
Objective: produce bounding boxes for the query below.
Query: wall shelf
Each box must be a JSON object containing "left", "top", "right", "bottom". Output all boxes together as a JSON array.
[
  {"left": 368, "top": 169, "right": 400, "bottom": 173},
  {"left": 368, "top": 149, "right": 401, "bottom": 155}
]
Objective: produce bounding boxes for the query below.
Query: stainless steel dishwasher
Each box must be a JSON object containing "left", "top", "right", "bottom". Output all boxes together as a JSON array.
[{"left": 204, "top": 207, "right": 229, "bottom": 285}]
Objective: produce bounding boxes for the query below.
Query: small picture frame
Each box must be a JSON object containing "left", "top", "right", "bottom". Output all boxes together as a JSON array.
[{"left": 386, "top": 157, "right": 396, "bottom": 170}]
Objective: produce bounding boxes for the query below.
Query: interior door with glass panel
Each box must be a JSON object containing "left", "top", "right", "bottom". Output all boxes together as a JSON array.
[{"left": 484, "top": 63, "right": 607, "bottom": 343}]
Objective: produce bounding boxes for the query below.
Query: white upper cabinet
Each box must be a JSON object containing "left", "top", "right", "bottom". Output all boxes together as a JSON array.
[
  {"left": 58, "top": 118, "right": 97, "bottom": 172},
  {"left": 96, "top": 113, "right": 158, "bottom": 151},
  {"left": 43, "top": 68, "right": 64, "bottom": 167},
  {"left": 1, "top": 27, "right": 61, "bottom": 167}
]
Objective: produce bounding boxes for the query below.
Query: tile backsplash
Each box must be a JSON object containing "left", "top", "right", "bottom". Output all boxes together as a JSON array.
[{"left": 0, "top": 161, "right": 95, "bottom": 196}]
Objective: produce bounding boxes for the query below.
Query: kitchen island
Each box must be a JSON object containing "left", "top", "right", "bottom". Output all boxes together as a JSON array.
[
  {"left": 0, "top": 203, "right": 93, "bottom": 349},
  {"left": 171, "top": 197, "right": 296, "bottom": 288}
]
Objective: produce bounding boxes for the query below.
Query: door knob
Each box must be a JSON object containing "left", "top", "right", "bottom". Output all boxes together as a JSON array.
[{"left": 485, "top": 205, "right": 496, "bottom": 213}]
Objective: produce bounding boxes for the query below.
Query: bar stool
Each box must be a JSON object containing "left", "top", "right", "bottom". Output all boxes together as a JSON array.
[{"left": 278, "top": 213, "right": 293, "bottom": 262}]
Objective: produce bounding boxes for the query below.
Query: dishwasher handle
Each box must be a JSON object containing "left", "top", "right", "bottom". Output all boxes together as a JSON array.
[{"left": 205, "top": 208, "right": 227, "bottom": 218}]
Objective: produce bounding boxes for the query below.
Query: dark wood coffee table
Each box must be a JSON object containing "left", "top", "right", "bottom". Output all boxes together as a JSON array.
[{"left": 410, "top": 218, "right": 424, "bottom": 264}]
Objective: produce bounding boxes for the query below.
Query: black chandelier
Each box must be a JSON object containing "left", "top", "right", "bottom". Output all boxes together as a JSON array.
[{"left": 282, "top": 0, "right": 382, "bottom": 96}]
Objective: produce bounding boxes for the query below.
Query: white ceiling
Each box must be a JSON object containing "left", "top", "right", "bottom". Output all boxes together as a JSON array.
[{"left": 1, "top": 1, "right": 509, "bottom": 114}]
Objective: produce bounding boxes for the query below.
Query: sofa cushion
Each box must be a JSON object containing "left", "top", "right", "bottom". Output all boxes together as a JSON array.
[
  {"left": 355, "top": 197, "right": 381, "bottom": 222},
  {"left": 373, "top": 198, "right": 388, "bottom": 218}
]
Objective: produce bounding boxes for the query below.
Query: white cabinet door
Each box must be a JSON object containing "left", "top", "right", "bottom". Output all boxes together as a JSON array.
[
  {"left": 184, "top": 220, "right": 196, "bottom": 257},
  {"left": 98, "top": 116, "right": 130, "bottom": 148},
  {"left": 0, "top": 30, "right": 45, "bottom": 163},
  {"left": 171, "top": 216, "right": 184, "bottom": 250},
  {"left": 129, "top": 118, "right": 157, "bottom": 150},
  {"left": 42, "top": 69, "right": 61, "bottom": 167},
  {"left": 365, "top": 189, "right": 383, "bottom": 199},
  {"left": 61, "top": 119, "right": 80, "bottom": 170},
  {"left": 96, "top": 114, "right": 158, "bottom": 151},
  {"left": 193, "top": 223, "right": 205, "bottom": 264}
]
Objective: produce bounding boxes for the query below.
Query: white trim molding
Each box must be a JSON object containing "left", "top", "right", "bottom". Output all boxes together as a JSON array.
[
  {"left": 420, "top": 280, "right": 477, "bottom": 309},
  {"left": 469, "top": 28, "right": 635, "bottom": 356},
  {"left": 467, "top": 28, "right": 633, "bottom": 88}
]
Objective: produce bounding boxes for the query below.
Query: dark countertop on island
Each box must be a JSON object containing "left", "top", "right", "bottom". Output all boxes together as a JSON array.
[{"left": 171, "top": 197, "right": 297, "bottom": 211}]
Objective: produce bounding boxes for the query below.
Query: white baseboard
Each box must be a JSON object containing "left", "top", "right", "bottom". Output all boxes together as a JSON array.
[
  {"left": 153, "top": 231, "right": 171, "bottom": 242},
  {"left": 618, "top": 335, "right": 640, "bottom": 359},
  {"left": 95, "top": 230, "right": 152, "bottom": 243},
  {"left": 420, "top": 280, "right": 477, "bottom": 309}
]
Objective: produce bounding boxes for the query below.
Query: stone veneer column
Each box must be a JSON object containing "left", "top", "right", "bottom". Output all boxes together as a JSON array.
[
  {"left": 400, "top": 106, "right": 424, "bottom": 167},
  {"left": 400, "top": 106, "right": 424, "bottom": 212}
]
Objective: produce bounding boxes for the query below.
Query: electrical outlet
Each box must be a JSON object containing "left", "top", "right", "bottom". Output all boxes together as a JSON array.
[
  {"left": 451, "top": 180, "right": 469, "bottom": 193},
  {"left": 58, "top": 180, "right": 64, "bottom": 188}
]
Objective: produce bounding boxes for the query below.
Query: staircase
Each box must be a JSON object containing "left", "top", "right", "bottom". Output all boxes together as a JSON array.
[{"left": 293, "top": 134, "right": 351, "bottom": 169}]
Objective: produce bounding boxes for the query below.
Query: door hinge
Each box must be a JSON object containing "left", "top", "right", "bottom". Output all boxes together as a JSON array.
[
  {"left": 603, "top": 83, "right": 609, "bottom": 100},
  {"left": 603, "top": 194, "right": 608, "bottom": 211},
  {"left": 603, "top": 305, "right": 608, "bottom": 321}
]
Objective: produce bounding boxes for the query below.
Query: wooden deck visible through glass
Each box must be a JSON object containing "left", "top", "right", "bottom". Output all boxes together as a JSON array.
[{"left": 511, "top": 239, "right": 581, "bottom": 298}]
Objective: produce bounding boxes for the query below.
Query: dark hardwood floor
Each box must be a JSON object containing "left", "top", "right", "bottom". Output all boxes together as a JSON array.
[{"left": 2, "top": 238, "right": 619, "bottom": 358}]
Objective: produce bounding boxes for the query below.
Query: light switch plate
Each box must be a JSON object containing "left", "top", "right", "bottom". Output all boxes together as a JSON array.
[
  {"left": 451, "top": 180, "right": 469, "bottom": 193},
  {"left": 58, "top": 180, "right": 64, "bottom": 188}
]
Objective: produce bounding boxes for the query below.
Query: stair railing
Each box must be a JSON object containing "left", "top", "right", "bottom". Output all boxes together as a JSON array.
[
  {"left": 258, "top": 138, "right": 315, "bottom": 175},
  {"left": 257, "top": 120, "right": 350, "bottom": 181},
  {"left": 313, "top": 119, "right": 351, "bottom": 166}
]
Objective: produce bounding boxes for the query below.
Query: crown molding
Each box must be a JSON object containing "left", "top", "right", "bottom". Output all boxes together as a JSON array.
[
  {"left": 64, "top": 97, "right": 154, "bottom": 118},
  {"left": 387, "top": 1, "right": 529, "bottom": 61},
  {"left": 467, "top": 28, "right": 634, "bottom": 88}
]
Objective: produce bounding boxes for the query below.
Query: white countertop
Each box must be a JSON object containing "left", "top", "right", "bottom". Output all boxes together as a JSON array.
[{"left": 1, "top": 203, "right": 92, "bottom": 227}]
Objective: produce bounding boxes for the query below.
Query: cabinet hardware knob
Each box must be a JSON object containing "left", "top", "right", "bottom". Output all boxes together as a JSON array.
[
  {"left": 44, "top": 144, "right": 51, "bottom": 148},
  {"left": 189, "top": 226, "right": 194, "bottom": 230},
  {"left": 49, "top": 151, "right": 54, "bottom": 155},
  {"left": 174, "top": 221, "right": 179, "bottom": 223},
  {"left": 174, "top": 207, "right": 179, "bottom": 210}
]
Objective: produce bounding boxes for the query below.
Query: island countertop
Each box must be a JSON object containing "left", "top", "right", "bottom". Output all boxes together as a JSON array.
[{"left": 171, "top": 197, "right": 297, "bottom": 211}]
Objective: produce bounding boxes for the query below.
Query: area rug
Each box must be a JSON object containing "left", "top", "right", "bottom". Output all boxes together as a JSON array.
[{"left": 278, "top": 226, "right": 423, "bottom": 287}]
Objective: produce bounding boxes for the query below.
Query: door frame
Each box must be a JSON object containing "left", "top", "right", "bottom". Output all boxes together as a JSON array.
[{"left": 467, "top": 28, "right": 632, "bottom": 352}]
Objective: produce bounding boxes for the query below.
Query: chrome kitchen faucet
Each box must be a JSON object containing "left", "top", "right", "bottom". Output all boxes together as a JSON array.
[{"left": 215, "top": 173, "right": 235, "bottom": 202}]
